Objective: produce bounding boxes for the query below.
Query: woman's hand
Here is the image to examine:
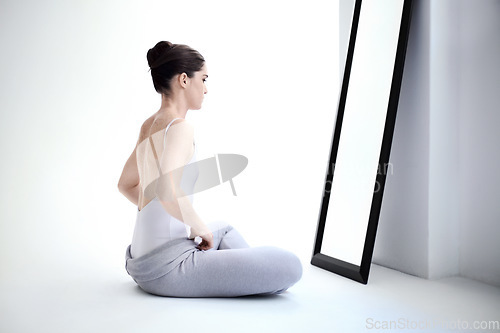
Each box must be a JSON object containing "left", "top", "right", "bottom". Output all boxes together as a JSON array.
[
  {"left": 196, "top": 232, "right": 214, "bottom": 251},
  {"left": 189, "top": 226, "right": 214, "bottom": 250}
]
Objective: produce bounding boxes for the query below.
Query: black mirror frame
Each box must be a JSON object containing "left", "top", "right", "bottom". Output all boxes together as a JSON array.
[{"left": 311, "top": 0, "right": 414, "bottom": 284}]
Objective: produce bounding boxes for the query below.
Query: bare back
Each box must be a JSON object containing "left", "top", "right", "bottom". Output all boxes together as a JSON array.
[{"left": 135, "top": 115, "right": 195, "bottom": 211}]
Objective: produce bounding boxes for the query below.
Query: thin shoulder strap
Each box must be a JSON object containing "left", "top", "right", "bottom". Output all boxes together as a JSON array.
[
  {"left": 166, "top": 117, "right": 182, "bottom": 131},
  {"left": 149, "top": 118, "right": 183, "bottom": 175},
  {"left": 149, "top": 136, "right": 162, "bottom": 174},
  {"left": 163, "top": 117, "right": 183, "bottom": 147}
]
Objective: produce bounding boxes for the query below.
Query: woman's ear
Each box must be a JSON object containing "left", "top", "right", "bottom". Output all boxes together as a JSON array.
[{"left": 179, "top": 73, "right": 188, "bottom": 87}]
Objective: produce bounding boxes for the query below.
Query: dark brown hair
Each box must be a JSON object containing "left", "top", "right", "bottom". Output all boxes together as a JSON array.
[{"left": 147, "top": 41, "right": 205, "bottom": 97}]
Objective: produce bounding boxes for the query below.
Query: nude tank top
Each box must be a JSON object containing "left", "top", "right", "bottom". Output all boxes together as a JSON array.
[{"left": 130, "top": 118, "right": 199, "bottom": 258}]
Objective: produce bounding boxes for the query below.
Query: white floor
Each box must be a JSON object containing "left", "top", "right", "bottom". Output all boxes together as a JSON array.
[{"left": 1, "top": 257, "right": 499, "bottom": 333}]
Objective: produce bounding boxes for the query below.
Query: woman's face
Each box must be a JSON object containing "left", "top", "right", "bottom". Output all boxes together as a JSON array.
[{"left": 186, "top": 63, "right": 208, "bottom": 110}]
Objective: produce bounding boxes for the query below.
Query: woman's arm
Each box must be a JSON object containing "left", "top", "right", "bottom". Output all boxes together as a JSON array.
[
  {"left": 118, "top": 147, "right": 140, "bottom": 205},
  {"left": 157, "top": 120, "right": 212, "bottom": 238}
]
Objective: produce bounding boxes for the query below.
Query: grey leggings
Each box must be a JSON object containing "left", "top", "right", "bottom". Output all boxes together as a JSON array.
[{"left": 138, "top": 222, "right": 303, "bottom": 297}]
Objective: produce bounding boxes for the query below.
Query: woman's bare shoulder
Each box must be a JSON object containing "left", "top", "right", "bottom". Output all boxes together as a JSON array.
[
  {"left": 136, "top": 116, "right": 193, "bottom": 144},
  {"left": 169, "top": 118, "right": 192, "bottom": 130},
  {"left": 165, "top": 119, "right": 194, "bottom": 142},
  {"left": 136, "top": 115, "right": 156, "bottom": 144}
]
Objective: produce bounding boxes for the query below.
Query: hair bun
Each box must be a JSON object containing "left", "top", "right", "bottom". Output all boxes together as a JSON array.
[
  {"left": 146, "top": 41, "right": 205, "bottom": 97},
  {"left": 147, "top": 41, "right": 174, "bottom": 69}
]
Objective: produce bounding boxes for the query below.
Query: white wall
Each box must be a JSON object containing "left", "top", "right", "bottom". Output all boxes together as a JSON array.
[
  {"left": 457, "top": 0, "right": 500, "bottom": 287},
  {"left": 427, "top": 0, "right": 462, "bottom": 280},
  {"left": 0, "top": 0, "right": 339, "bottom": 281},
  {"left": 339, "top": 0, "right": 354, "bottom": 85}
]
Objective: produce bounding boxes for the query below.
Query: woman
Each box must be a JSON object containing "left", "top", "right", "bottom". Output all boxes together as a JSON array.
[{"left": 118, "top": 41, "right": 302, "bottom": 297}]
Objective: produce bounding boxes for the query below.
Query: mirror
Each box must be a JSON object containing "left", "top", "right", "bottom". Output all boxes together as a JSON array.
[{"left": 311, "top": 0, "right": 413, "bottom": 284}]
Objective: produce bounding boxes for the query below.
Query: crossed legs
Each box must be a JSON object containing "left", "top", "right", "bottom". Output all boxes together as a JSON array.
[{"left": 139, "top": 222, "right": 303, "bottom": 297}]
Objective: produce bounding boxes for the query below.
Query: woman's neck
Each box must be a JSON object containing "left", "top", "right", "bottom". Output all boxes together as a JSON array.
[{"left": 157, "top": 94, "right": 188, "bottom": 120}]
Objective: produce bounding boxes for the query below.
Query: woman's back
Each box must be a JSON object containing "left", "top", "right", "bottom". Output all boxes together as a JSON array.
[{"left": 131, "top": 117, "right": 199, "bottom": 258}]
